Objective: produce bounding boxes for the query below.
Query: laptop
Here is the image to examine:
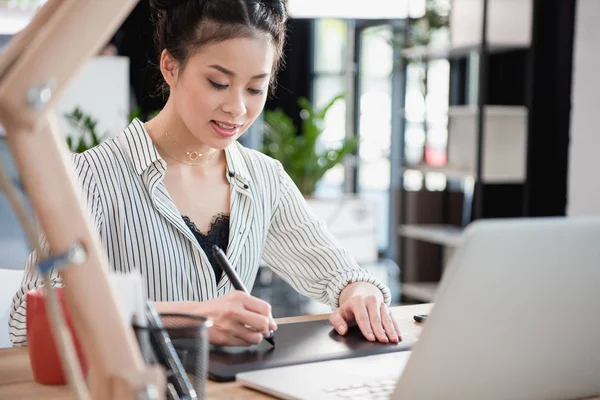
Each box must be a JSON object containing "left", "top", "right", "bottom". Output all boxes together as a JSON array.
[{"left": 237, "top": 217, "right": 600, "bottom": 399}]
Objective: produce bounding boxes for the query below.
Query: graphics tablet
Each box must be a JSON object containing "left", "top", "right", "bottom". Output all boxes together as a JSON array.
[{"left": 193, "top": 319, "right": 413, "bottom": 382}]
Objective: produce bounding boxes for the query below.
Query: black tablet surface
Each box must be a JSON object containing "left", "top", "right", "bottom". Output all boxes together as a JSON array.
[{"left": 195, "top": 319, "right": 413, "bottom": 382}]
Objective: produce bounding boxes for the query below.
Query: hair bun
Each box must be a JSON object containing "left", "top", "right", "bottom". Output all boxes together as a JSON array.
[
  {"left": 260, "top": 0, "right": 286, "bottom": 18},
  {"left": 150, "top": 0, "right": 188, "bottom": 12}
]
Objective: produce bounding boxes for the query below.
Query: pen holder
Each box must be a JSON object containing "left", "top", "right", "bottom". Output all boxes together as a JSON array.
[{"left": 134, "top": 313, "right": 212, "bottom": 398}]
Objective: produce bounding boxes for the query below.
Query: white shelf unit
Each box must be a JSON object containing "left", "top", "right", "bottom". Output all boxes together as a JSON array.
[
  {"left": 402, "top": 163, "right": 473, "bottom": 180},
  {"left": 446, "top": 105, "right": 528, "bottom": 183},
  {"left": 397, "top": 0, "right": 533, "bottom": 304},
  {"left": 401, "top": 43, "right": 529, "bottom": 60},
  {"left": 397, "top": 224, "right": 464, "bottom": 247},
  {"left": 402, "top": 0, "right": 533, "bottom": 61},
  {"left": 450, "top": 0, "right": 533, "bottom": 49},
  {"left": 401, "top": 282, "right": 439, "bottom": 303},
  {"left": 402, "top": 106, "right": 528, "bottom": 184}
]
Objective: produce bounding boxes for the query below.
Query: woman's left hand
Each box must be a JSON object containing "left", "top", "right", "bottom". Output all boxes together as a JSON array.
[{"left": 329, "top": 282, "right": 401, "bottom": 343}]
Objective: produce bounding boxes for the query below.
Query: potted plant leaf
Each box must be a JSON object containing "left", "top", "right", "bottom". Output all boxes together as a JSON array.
[
  {"left": 64, "top": 107, "right": 105, "bottom": 154},
  {"left": 262, "top": 94, "right": 358, "bottom": 196},
  {"left": 64, "top": 107, "right": 159, "bottom": 153}
]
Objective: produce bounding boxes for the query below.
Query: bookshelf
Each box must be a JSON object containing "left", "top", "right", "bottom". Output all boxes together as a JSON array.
[{"left": 397, "top": 0, "right": 534, "bottom": 303}]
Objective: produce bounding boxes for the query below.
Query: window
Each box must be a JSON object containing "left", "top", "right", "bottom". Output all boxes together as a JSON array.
[
  {"left": 357, "top": 25, "right": 394, "bottom": 251},
  {"left": 312, "top": 20, "right": 398, "bottom": 251},
  {"left": 312, "top": 19, "right": 349, "bottom": 197},
  {"left": 0, "top": 0, "right": 48, "bottom": 35},
  {"left": 403, "top": 59, "right": 450, "bottom": 191},
  {"left": 287, "top": 0, "right": 426, "bottom": 19}
]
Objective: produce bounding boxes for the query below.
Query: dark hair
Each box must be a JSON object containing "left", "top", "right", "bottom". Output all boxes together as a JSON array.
[{"left": 150, "top": 0, "right": 287, "bottom": 95}]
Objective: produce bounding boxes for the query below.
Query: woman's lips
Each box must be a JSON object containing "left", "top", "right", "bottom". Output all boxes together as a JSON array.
[{"left": 211, "top": 120, "right": 240, "bottom": 138}]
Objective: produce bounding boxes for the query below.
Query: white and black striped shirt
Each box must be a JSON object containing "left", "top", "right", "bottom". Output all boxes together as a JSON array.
[{"left": 9, "top": 119, "right": 391, "bottom": 345}]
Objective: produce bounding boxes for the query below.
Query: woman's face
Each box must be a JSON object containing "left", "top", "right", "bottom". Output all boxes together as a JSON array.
[{"left": 162, "top": 36, "right": 274, "bottom": 150}]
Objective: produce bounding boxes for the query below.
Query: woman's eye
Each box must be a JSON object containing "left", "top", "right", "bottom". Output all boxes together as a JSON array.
[
  {"left": 248, "top": 88, "right": 264, "bottom": 95},
  {"left": 209, "top": 80, "right": 228, "bottom": 90}
]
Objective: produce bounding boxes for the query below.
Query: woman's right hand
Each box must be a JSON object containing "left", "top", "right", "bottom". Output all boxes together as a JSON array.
[{"left": 197, "top": 291, "right": 277, "bottom": 346}]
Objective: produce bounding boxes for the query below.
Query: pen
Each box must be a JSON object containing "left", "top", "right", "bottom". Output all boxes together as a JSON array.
[{"left": 212, "top": 245, "right": 276, "bottom": 347}]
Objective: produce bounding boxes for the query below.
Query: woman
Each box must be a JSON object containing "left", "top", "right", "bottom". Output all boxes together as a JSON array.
[{"left": 10, "top": 0, "right": 400, "bottom": 347}]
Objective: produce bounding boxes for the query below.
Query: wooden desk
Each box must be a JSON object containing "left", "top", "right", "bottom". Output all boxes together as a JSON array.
[{"left": 0, "top": 304, "right": 431, "bottom": 399}]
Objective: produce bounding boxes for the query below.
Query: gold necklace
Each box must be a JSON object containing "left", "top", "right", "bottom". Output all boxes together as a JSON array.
[
  {"left": 159, "top": 116, "right": 218, "bottom": 166},
  {"left": 161, "top": 146, "right": 218, "bottom": 166}
]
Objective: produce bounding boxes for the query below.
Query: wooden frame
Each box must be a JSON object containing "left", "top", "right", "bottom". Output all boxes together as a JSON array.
[{"left": 0, "top": 1, "right": 165, "bottom": 398}]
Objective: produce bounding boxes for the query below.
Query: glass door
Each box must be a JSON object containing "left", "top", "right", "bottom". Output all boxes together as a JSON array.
[{"left": 355, "top": 22, "right": 395, "bottom": 252}]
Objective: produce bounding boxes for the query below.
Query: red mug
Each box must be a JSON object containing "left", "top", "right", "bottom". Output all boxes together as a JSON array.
[{"left": 26, "top": 286, "right": 88, "bottom": 385}]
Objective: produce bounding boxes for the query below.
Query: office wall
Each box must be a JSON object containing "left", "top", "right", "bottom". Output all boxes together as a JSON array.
[
  {"left": 0, "top": 56, "right": 129, "bottom": 270},
  {"left": 56, "top": 56, "right": 130, "bottom": 140},
  {"left": 568, "top": 0, "right": 600, "bottom": 216}
]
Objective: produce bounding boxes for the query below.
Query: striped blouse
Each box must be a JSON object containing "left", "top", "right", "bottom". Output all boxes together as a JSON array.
[{"left": 9, "top": 119, "right": 391, "bottom": 345}]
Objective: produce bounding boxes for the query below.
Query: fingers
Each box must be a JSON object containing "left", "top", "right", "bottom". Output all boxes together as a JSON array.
[
  {"left": 210, "top": 305, "right": 268, "bottom": 346},
  {"left": 206, "top": 291, "right": 279, "bottom": 347},
  {"left": 333, "top": 295, "right": 402, "bottom": 344},
  {"left": 380, "top": 303, "right": 400, "bottom": 343},
  {"left": 329, "top": 309, "right": 348, "bottom": 335},
  {"left": 229, "top": 324, "right": 265, "bottom": 345},
  {"left": 366, "top": 296, "right": 389, "bottom": 343},
  {"left": 390, "top": 307, "right": 402, "bottom": 341},
  {"left": 234, "top": 308, "right": 272, "bottom": 338},
  {"left": 330, "top": 297, "right": 375, "bottom": 342},
  {"left": 221, "top": 293, "right": 273, "bottom": 337},
  {"left": 350, "top": 299, "right": 376, "bottom": 342},
  {"left": 237, "top": 292, "right": 277, "bottom": 331},
  {"left": 210, "top": 324, "right": 264, "bottom": 346}
]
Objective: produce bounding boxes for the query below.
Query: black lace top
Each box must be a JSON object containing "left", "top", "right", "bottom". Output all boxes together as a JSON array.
[{"left": 182, "top": 213, "right": 230, "bottom": 283}]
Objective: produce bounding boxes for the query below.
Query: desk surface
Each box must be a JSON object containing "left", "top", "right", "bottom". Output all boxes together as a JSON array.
[{"left": 0, "top": 304, "right": 430, "bottom": 399}]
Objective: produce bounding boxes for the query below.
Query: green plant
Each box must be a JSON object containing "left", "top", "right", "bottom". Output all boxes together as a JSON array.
[
  {"left": 128, "top": 107, "right": 159, "bottom": 123},
  {"left": 408, "top": 1, "right": 450, "bottom": 47},
  {"left": 387, "top": 1, "right": 450, "bottom": 49},
  {"left": 64, "top": 107, "right": 105, "bottom": 153},
  {"left": 64, "top": 107, "right": 160, "bottom": 153},
  {"left": 262, "top": 94, "right": 358, "bottom": 196}
]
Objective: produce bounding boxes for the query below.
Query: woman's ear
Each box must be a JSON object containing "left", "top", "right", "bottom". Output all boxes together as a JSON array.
[{"left": 160, "top": 49, "right": 179, "bottom": 87}]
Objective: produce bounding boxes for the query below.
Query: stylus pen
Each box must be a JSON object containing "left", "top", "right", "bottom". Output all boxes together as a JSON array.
[{"left": 212, "top": 245, "right": 276, "bottom": 347}]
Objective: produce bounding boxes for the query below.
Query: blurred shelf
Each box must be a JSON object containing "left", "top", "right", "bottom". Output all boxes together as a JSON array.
[
  {"left": 448, "top": 105, "right": 527, "bottom": 117},
  {"left": 447, "top": 105, "right": 528, "bottom": 183},
  {"left": 403, "top": 105, "right": 528, "bottom": 183},
  {"left": 402, "top": 163, "right": 526, "bottom": 184},
  {"left": 402, "top": 163, "right": 474, "bottom": 181},
  {"left": 402, "top": 164, "right": 528, "bottom": 184},
  {"left": 401, "top": 105, "right": 527, "bottom": 122},
  {"left": 397, "top": 224, "right": 464, "bottom": 247},
  {"left": 401, "top": 282, "right": 439, "bottom": 303},
  {"left": 401, "top": 43, "right": 529, "bottom": 61}
]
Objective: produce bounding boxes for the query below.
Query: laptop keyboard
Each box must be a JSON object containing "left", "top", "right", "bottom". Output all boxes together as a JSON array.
[{"left": 323, "top": 379, "right": 397, "bottom": 399}]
